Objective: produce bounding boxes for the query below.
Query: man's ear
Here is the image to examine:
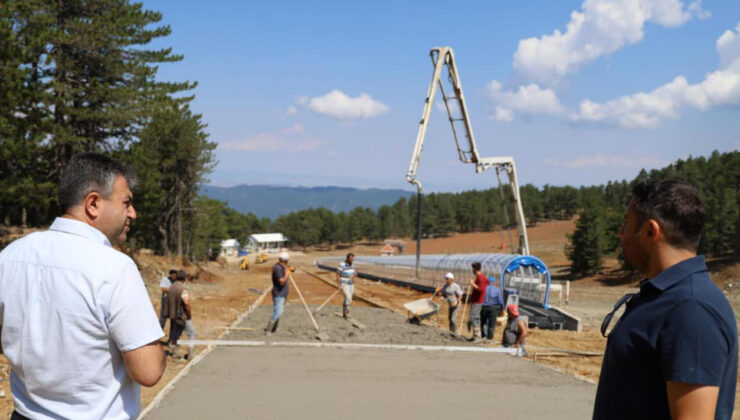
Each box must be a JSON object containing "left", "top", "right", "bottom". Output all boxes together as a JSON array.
[
  {"left": 83, "top": 192, "right": 102, "bottom": 220},
  {"left": 644, "top": 219, "right": 662, "bottom": 241}
]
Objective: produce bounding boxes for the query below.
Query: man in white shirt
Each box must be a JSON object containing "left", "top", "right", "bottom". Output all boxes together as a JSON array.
[{"left": 0, "top": 152, "right": 166, "bottom": 420}]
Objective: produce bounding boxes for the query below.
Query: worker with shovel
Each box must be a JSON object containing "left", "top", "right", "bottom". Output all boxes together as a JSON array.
[
  {"left": 336, "top": 253, "right": 356, "bottom": 319},
  {"left": 265, "top": 252, "right": 291, "bottom": 335},
  {"left": 434, "top": 272, "right": 463, "bottom": 334}
]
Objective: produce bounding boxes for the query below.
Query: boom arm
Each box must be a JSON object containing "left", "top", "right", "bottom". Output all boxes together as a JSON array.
[{"left": 406, "top": 47, "right": 530, "bottom": 255}]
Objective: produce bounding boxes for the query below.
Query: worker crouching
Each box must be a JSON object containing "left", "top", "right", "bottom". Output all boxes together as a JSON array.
[
  {"left": 265, "top": 252, "right": 291, "bottom": 335},
  {"left": 337, "top": 253, "right": 356, "bottom": 319},
  {"left": 502, "top": 303, "right": 527, "bottom": 356}
]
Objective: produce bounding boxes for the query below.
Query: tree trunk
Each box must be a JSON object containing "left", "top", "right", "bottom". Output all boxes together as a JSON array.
[
  {"left": 21, "top": 207, "right": 27, "bottom": 228},
  {"left": 187, "top": 211, "right": 194, "bottom": 261},
  {"left": 159, "top": 226, "right": 168, "bottom": 257},
  {"left": 176, "top": 207, "right": 183, "bottom": 259}
]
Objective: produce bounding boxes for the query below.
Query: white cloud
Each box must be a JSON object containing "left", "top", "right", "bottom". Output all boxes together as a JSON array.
[
  {"left": 486, "top": 81, "right": 564, "bottom": 121},
  {"left": 435, "top": 99, "right": 461, "bottom": 116},
  {"left": 718, "top": 22, "right": 740, "bottom": 69},
  {"left": 513, "top": 0, "right": 708, "bottom": 85},
  {"left": 491, "top": 21, "right": 740, "bottom": 129},
  {"left": 570, "top": 23, "right": 740, "bottom": 129},
  {"left": 301, "top": 89, "right": 389, "bottom": 121},
  {"left": 220, "top": 123, "right": 326, "bottom": 152},
  {"left": 283, "top": 106, "right": 298, "bottom": 117},
  {"left": 545, "top": 153, "right": 666, "bottom": 168}
]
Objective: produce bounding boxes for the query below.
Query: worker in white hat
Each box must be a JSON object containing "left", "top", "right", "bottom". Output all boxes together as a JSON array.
[
  {"left": 434, "top": 272, "right": 463, "bottom": 334},
  {"left": 265, "top": 252, "right": 292, "bottom": 335}
]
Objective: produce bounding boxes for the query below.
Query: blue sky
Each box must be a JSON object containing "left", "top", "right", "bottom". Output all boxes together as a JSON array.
[{"left": 147, "top": 0, "right": 740, "bottom": 192}]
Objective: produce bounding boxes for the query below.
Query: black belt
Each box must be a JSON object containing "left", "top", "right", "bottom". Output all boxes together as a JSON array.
[{"left": 11, "top": 411, "right": 30, "bottom": 420}]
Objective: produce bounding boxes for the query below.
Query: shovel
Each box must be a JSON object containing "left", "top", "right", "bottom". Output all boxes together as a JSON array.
[
  {"left": 288, "top": 272, "right": 330, "bottom": 341},
  {"left": 456, "top": 285, "right": 472, "bottom": 337}
]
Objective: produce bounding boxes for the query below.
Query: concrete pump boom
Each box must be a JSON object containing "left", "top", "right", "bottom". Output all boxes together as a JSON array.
[{"left": 406, "top": 47, "right": 530, "bottom": 278}]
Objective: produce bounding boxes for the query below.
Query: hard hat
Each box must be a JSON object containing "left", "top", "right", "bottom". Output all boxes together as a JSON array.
[
  {"left": 444, "top": 272, "right": 454, "bottom": 280},
  {"left": 507, "top": 304, "right": 520, "bottom": 317},
  {"left": 279, "top": 252, "right": 290, "bottom": 261}
]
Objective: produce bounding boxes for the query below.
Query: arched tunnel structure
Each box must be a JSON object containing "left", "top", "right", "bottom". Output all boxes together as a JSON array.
[{"left": 317, "top": 253, "right": 580, "bottom": 331}]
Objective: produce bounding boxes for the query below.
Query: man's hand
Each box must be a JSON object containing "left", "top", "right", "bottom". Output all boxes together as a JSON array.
[
  {"left": 666, "top": 382, "right": 718, "bottom": 420},
  {"left": 121, "top": 341, "right": 165, "bottom": 387}
]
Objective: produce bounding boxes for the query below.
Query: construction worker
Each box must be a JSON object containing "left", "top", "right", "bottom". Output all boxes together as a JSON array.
[
  {"left": 434, "top": 272, "right": 462, "bottom": 333},
  {"left": 336, "top": 253, "right": 355, "bottom": 319},
  {"left": 0, "top": 153, "right": 164, "bottom": 419},
  {"left": 468, "top": 262, "right": 489, "bottom": 340},
  {"left": 168, "top": 269, "right": 197, "bottom": 360},
  {"left": 265, "top": 252, "right": 291, "bottom": 335},
  {"left": 480, "top": 277, "right": 505, "bottom": 340},
  {"left": 502, "top": 303, "right": 527, "bottom": 355},
  {"left": 159, "top": 269, "right": 177, "bottom": 329}
]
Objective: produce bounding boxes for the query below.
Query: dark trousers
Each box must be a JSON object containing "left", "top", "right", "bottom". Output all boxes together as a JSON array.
[
  {"left": 159, "top": 293, "right": 169, "bottom": 328},
  {"left": 481, "top": 304, "right": 503, "bottom": 339},
  {"left": 11, "top": 411, "right": 30, "bottom": 420},
  {"left": 169, "top": 320, "right": 185, "bottom": 344}
]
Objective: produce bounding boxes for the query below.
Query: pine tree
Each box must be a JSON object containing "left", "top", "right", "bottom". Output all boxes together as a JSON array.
[
  {"left": 45, "top": 0, "right": 194, "bottom": 174},
  {"left": 567, "top": 195, "right": 607, "bottom": 277}
]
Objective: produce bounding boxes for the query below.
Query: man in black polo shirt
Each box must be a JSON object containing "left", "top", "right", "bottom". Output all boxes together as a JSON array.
[{"left": 594, "top": 180, "right": 737, "bottom": 420}]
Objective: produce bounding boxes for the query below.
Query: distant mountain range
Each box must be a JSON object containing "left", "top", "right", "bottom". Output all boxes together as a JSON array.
[{"left": 200, "top": 184, "right": 414, "bottom": 218}]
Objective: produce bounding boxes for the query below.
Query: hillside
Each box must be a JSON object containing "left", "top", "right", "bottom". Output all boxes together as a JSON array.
[{"left": 201, "top": 184, "right": 414, "bottom": 217}]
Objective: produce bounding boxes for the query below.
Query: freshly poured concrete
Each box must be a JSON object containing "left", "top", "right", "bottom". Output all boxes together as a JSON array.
[{"left": 145, "top": 345, "right": 596, "bottom": 419}]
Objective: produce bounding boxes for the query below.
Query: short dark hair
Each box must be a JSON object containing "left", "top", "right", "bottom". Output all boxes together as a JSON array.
[
  {"left": 59, "top": 152, "right": 136, "bottom": 212},
  {"left": 472, "top": 262, "right": 481, "bottom": 271},
  {"left": 631, "top": 180, "right": 704, "bottom": 251},
  {"left": 169, "top": 269, "right": 177, "bottom": 275},
  {"left": 176, "top": 269, "right": 187, "bottom": 281},
  {"left": 346, "top": 252, "right": 354, "bottom": 261}
]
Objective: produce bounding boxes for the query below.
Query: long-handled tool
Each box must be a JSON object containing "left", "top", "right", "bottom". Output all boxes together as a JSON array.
[
  {"left": 456, "top": 285, "right": 472, "bottom": 336},
  {"left": 288, "top": 272, "right": 330, "bottom": 341},
  {"left": 314, "top": 287, "right": 342, "bottom": 315}
]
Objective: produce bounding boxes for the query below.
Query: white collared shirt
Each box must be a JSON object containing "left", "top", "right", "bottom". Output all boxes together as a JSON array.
[{"left": 0, "top": 217, "right": 164, "bottom": 419}]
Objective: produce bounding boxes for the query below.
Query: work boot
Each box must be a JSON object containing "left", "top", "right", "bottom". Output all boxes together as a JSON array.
[
  {"left": 473, "top": 326, "right": 482, "bottom": 342},
  {"left": 169, "top": 344, "right": 181, "bottom": 359},
  {"left": 343, "top": 305, "right": 349, "bottom": 319},
  {"left": 264, "top": 320, "right": 275, "bottom": 336},
  {"left": 271, "top": 319, "right": 279, "bottom": 333}
]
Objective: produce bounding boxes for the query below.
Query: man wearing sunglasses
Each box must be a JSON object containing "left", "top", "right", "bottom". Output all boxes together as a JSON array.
[{"left": 593, "top": 180, "right": 737, "bottom": 420}]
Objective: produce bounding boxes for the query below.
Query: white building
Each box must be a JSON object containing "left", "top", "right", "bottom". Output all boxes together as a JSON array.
[
  {"left": 220, "top": 239, "right": 241, "bottom": 257},
  {"left": 248, "top": 233, "right": 288, "bottom": 252}
]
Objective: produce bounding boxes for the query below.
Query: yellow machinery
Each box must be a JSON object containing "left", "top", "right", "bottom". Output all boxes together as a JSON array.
[{"left": 240, "top": 256, "right": 249, "bottom": 270}]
